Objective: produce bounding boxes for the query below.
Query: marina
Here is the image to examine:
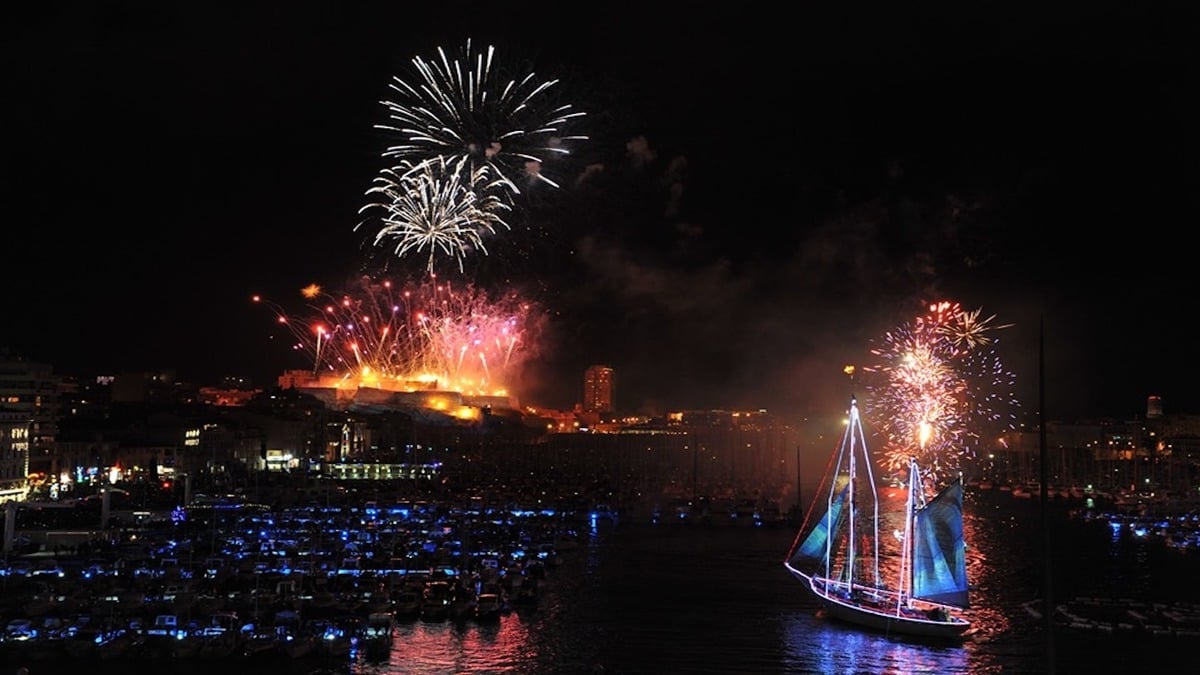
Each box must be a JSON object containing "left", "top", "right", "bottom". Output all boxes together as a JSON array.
[
  {"left": 1022, "top": 596, "right": 1200, "bottom": 638},
  {"left": 0, "top": 483, "right": 596, "bottom": 666},
  {"left": 2, "top": 472, "right": 1200, "bottom": 673}
]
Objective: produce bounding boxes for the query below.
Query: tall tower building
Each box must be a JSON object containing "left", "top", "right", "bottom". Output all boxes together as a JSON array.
[
  {"left": 1147, "top": 395, "right": 1163, "bottom": 419},
  {"left": 583, "top": 365, "right": 615, "bottom": 414}
]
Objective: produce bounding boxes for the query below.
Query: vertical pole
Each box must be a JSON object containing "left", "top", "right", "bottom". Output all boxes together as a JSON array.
[
  {"left": 3, "top": 501, "right": 15, "bottom": 554},
  {"left": 795, "top": 443, "right": 802, "bottom": 514},
  {"left": 692, "top": 443, "right": 698, "bottom": 501},
  {"left": 101, "top": 485, "right": 110, "bottom": 531},
  {"left": 1040, "top": 317, "right": 1055, "bottom": 672}
]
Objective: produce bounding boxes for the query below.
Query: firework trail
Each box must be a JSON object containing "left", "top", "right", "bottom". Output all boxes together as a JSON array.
[
  {"left": 860, "top": 300, "right": 1019, "bottom": 489},
  {"left": 376, "top": 38, "right": 587, "bottom": 196},
  {"left": 253, "top": 275, "right": 542, "bottom": 398},
  {"left": 357, "top": 155, "right": 512, "bottom": 275}
]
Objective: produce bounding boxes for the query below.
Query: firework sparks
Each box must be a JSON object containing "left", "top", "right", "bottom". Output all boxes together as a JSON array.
[
  {"left": 861, "top": 300, "right": 1019, "bottom": 488},
  {"left": 935, "top": 304, "right": 1014, "bottom": 349},
  {"left": 375, "top": 38, "right": 587, "bottom": 196},
  {"left": 253, "top": 275, "right": 542, "bottom": 399},
  {"left": 357, "top": 155, "right": 512, "bottom": 274}
]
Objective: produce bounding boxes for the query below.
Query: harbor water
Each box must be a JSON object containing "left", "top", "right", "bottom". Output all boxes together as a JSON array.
[{"left": 12, "top": 489, "right": 1199, "bottom": 674}]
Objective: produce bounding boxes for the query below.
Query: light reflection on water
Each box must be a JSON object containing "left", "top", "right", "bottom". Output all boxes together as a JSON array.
[
  {"left": 350, "top": 494, "right": 1037, "bottom": 675},
  {"left": 355, "top": 619, "right": 537, "bottom": 674},
  {"left": 781, "top": 614, "right": 977, "bottom": 674},
  {"left": 79, "top": 492, "right": 1200, "bottom": 675},
  {"left": 341, "top": 564, "right": 618, "bottom": 675}
]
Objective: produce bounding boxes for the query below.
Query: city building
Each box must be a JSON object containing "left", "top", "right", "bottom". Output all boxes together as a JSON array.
[
  {"left": 110, "top": 370, "right": 180, "bottom": 403},
  {"left": 0, "top": 409, "right": 31, "bottom": 503},
  {"left": 583, "top": 365, "right": 615, "bottom": 414},
  {"left": 0, "top": 356, "right": 61, "bottom": 477}
]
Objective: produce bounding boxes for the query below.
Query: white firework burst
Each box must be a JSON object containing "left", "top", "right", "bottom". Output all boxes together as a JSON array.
[
  {"left": 375, "top": 38, "right": 587, "bottom": 196},
  {"left": 358, "top": 155, "right": 511, "bottom": 274}
]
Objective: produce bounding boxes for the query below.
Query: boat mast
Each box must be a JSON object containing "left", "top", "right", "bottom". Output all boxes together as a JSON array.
[
  {"left": 846, "top": 398, "right": 857, "bottom": 590},
  {"left": 898, "top": 457, "right": 918, "bottom": 611},
  {"left": 850, "top": 396, "right": 882, "bottom": 589}
]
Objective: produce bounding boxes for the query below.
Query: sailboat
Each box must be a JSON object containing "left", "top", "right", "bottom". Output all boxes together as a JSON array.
[{"left": 783, "top": 396, "right": 971, "bottom": 640}]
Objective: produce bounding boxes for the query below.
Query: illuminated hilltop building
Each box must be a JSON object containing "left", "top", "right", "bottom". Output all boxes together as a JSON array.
[{"left": 277, "top": 369, "right": 516, "bottom": 421}]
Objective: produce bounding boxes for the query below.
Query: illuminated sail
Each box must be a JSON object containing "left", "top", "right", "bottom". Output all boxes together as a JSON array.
[
  {"left": 791, "top": 485, "right": 850, "bottom": 573},
  {"left": 911, "top": 478, "right": 969, "bottom": 608}
]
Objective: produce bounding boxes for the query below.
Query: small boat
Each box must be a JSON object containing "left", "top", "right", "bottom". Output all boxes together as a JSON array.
[
  {"left": 421, "top": 580, "right": 453, "bottom": 621},
  {"left": 391, "top": 588, "right": 423, "bottom": 620},
  {"left": 62, "top": 620, "right": 135, "bottom": 661},
  {"left": 783, "top": 396, "right": 971, "bottom": 641},
  {"left": 473, "top": 592, "right": 505, "bottom": 622},
  {"left": 239, "top": 619, "right": 282, "bottom": 659},
  {"left": 27, "top": 615, "right": 72, "bottom": 661},
  {"left": 273, "top": 611, "right": 318, "bottom": 660},
  {"left": 192, "top": 614, "right": 242, "bottom": 661},
  {"left": 319, "top": 616, "right": 360, "bottom": 658},
  {"left": 137, "top": 614, "right": 187, "bottom": 659},
  {"left": 510, "top": 575, "right": 539, "bottom": 608},
  {"left": 359, "top": 611, "right": 395, "bottom": 657},
  {"left": 4, "top": 618, "right": 37, "bottom": 642},
  {"left": 304, "top": 618, "right": 349, "bottom": 658}
]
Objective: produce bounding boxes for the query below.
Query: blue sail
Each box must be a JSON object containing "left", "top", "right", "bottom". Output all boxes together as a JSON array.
[
  {"left": 791, "top": 485, "right": 849, "bottom": 571},
  {"left": 911, "top": 478, "right": 969, "bottom": 608}
]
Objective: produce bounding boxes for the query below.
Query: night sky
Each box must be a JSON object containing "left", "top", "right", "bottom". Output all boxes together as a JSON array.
[{"left": 5, "top": 2, "right": 1194, "bottom": 423}]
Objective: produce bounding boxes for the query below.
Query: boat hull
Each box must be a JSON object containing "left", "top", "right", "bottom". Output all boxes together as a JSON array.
[{"left": 786, "top": 565, "right": 970, "bottom": 641}]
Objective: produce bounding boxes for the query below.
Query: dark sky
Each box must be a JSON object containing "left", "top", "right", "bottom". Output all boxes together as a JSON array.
[{"left": 4, "top": 2, "right": 1195, "bottom": 423}]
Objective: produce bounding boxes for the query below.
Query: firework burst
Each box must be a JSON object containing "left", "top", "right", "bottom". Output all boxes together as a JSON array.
[
  {"left": 357, "top": 155, "right": 512, "bottom": 275},
  {"left": 253, "top": 275, "right": 542, "bottom": 398},
  {"left": 376, "top": 38, "right": 587, "bottom": 196},
  {"left": 861, "top": 300, "right": 1019, "bottom": 488}
]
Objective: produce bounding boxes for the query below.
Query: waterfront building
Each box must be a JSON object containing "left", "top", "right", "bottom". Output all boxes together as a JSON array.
[
  {"left": 0, "top": 356, "right": 61, "bottom": 476},
  {"left": 0, "top": 408, "right": 31, "bottom": 502}
]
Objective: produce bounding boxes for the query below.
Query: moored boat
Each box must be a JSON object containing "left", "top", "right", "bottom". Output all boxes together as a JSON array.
[
  {"left": 420, "top": 580, "right": 453, "bottom": 621},
  {"left": 62, "top": 620, "right": 135, "bottom": 661},
  {"left": 391, "top": 588, "right": 423, "bottom": 620},
  {"left": 359, "top": 610, "right": 395, "bottom": 657},
  {"left": 473, "top": 592, "right": 505, "bottom": 622}
]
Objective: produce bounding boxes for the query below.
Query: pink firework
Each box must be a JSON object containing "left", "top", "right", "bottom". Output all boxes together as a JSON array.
[
  {"left": 861, "top": 300, "right": 1019, "bottom": 488},
  {"left": 254, "top": 275, "right": 543, "bottom": 398}
]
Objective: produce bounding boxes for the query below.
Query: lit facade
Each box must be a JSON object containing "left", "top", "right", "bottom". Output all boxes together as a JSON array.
[
  {"left": 0, "top": 409, "right": 31, "bottom": 502},
  {"left": 583, "top": 365, "right": 615, "bottom": 414},
  {"left": 0, "top": 357, "right": 61, "bottom": 476}
]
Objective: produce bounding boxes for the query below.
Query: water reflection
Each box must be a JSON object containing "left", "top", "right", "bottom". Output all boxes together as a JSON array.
[
  {"left": 345, "top": 494, "right": 1061, "bottom": 674},
  {"left": 71, "top": 492, "right": 1200, "bottom": 675},
  {"left": 355, "top": 618, "right": 536, "bottom": 675},
  {"left": 781, "top": 611, "right": 981, "bottom": 674},
  {"left": 960, "top": 506, "right": 1020, "bottom": 640},
  {"left": 855, "top": 495, "right": 1019, "bottom": 642}
]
